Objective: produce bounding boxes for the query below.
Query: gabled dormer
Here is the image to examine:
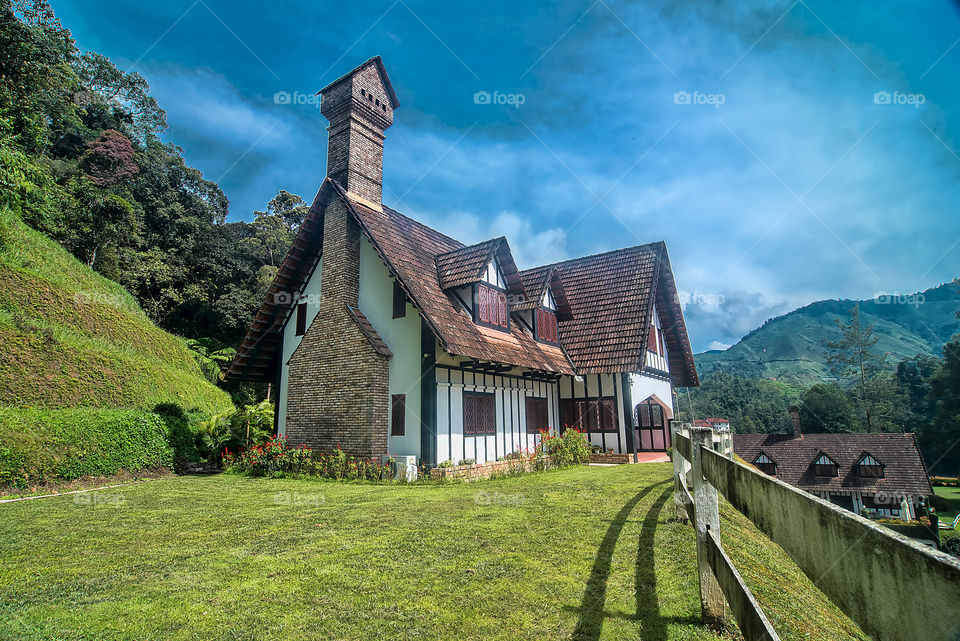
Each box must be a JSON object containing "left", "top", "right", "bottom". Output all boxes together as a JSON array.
[
  {"left": 812, "top": 452, "right": 839, "bottom": 477},
  {"left": 856, "top": 453, "right": 885, "bottom": 478},
  {"left": 435, "top": 237, "right": 524, "bottom": 333},
  {"left": 513, "top": 266, "right": 573, "bottom": 345},
  {"left": 753, "top": 452, "right": 777, "bottom": 476}
]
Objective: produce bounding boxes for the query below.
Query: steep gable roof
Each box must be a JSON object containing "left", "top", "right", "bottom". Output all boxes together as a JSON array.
[
  {"left": 435, "top": 237, "right": 523, "bottom": 293},
  {"left": 225, "top": 179, "right": 698, "bottom": 384},
  {"left": 733, "top": 433, "right": 932, "bottom": 497},
  {"left": 524, "top": 244, "right": 698, "bottom": 386},
  {"left": 514, "top": 266, "right": 573, "bottom": 320}
]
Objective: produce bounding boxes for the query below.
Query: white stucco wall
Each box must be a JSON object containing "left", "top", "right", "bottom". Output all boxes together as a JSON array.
[
  {"left": 359, "top": 237, "right": 422, "bottom": 458},
  {"left": 630, "top": 373, "right": 675, "bottom": 418},
  {"left": 276, "top": 258, "right": 322, "bottom": 437}
]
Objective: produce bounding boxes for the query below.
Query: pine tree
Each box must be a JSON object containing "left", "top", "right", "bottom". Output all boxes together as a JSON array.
[{"left": 824, "top": 304, "right": 896, "bottom": 431}]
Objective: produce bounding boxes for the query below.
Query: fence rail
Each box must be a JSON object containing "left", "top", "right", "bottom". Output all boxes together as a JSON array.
[{"left": 671, "top": 424, "right": 960, "bottom": 641}]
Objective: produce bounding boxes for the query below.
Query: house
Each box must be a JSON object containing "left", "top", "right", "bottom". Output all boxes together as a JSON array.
[
  {"left": 693, "top": 417, "right": 730, "bottom": 431},
  {"left": 224, "top": 57, "right": 699, "bottom": 467},
  {"left": 733, "top": 408, "right": 932, "bottom": 520}
]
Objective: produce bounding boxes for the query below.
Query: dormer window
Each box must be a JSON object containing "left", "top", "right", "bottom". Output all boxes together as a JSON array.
[
  {"left": 534, "top": 288, "right": 559, "bottom": 344},
  {"left": 753, "top": 453, "right": 776, "bottom": 476},
  {"left": 475, "top": 283, "right": 509, "bottom": 331},
  {"left": 813, "top": 454, "right": 839, "bottom": 477},
  {"left": 857, "top": 454, "right": 884, "bottom": 478}
]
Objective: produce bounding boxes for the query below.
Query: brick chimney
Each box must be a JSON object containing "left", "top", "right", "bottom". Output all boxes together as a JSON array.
[
  {"left": 319, "top": 56, "right": 398, "bottom": 210},
  {"left": 789, "top": 405, "right": 802, "bottom": 439}
]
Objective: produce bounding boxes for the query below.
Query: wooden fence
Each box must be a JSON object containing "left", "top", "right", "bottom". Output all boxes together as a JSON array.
[{"left": 671, "top": 424, "right": 960, "bottom": 641}]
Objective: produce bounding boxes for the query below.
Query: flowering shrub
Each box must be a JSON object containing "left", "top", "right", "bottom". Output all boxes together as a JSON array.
[
  {"left": 535, "top": 427, "right": 590, "bottom": 467},
  {"left": 223, "top": 436, "right": 395, "bottom": 481}
]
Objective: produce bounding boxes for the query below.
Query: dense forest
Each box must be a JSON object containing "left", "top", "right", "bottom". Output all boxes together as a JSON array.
[{"left": 1, "top": 0, "right": 306, "bottom": 403}]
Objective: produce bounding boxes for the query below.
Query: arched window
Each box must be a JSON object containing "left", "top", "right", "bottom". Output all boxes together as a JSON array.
[
  {"left": 753, "top": 453, "right": 776, "bottom": 476},
  {"left": 813, "top": 454, "right": 839, "bottom": 477},
  {"left": 857, "top": 454, "right": 884, "bottom": 478}
]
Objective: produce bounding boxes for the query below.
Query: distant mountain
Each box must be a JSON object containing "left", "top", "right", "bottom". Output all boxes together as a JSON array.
[{"left": 695, "top": 282, "right": 960, "bottom": 385}]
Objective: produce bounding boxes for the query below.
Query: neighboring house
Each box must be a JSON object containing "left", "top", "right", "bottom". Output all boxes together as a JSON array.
[
  {"left": 224, "top": 57, "right": 698, "bottom": 466},
  {"left": 733, "top": 409, "right": 932, "bottom": 520},
  {"left": 693, "top": 417, "right": 730, "bottom": 431}
]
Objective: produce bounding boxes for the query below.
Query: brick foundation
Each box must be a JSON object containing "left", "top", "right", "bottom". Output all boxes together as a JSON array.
[{"left": 430, "top": 457, "right": 563, "bottom": 481}]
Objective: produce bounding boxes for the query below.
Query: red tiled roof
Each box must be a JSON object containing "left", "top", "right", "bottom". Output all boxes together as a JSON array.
[{"left": 733, "top": 433, "right": 933, "bottom": 497}]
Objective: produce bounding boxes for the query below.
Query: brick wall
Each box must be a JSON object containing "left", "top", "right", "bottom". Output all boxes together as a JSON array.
[
  {"left": 320, "top": 62, "right": 393, "bottom": 206},
  {"left": 430, "top": 456, "right": 563, "bottom": 482},
  {"left": 285, "top": 198, "right": 390, "bottom": 457}
]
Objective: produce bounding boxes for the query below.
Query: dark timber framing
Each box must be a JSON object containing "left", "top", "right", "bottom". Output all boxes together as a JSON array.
[{"left": 419, "top": 319, "right": 437, "bottom": 467}]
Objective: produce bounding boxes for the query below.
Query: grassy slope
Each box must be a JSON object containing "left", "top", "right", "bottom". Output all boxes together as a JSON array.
[
  {"left": 0, "top": 465, "right": 866, "bottom": 641},
  {"left": 0, "top": 207, "right": 231, "bottom": 415},
  {"left": 696, "top": 284, "right": 960, "bottom": 385}
]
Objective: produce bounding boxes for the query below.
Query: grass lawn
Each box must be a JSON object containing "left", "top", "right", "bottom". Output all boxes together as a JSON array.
[
  {"left": 934, "top": 485, "right": 960, "bottom": 521},
  {"left": 0, "top": 464, "right": 865, "bottom": 640}
]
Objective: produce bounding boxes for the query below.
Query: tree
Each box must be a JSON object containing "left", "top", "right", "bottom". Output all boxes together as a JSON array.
[
  {"left": 895, "top": 353, "right": 939, "bottom": 432},
  {"left": 927, "top": 335, "right": 960, "bottom": 475},
  {"left": 799, "top": 383, "right": 858, "bottom": 433},
  {"left": 824, "top": 304, "right": 896, "bottom": 431}
]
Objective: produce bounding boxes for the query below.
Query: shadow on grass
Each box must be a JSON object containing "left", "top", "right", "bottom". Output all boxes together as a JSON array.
[{"left": 570, "top": 479, "right": 698, "bottom": 641}]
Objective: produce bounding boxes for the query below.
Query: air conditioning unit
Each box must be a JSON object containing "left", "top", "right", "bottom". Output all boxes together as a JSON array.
[{"left": 383, "top": 455, "right": 418, "bottom": 482}]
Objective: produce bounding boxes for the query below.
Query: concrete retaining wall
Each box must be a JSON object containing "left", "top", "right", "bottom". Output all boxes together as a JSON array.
[{"left": 701, "top": 447, "right": 960, "bottom": 641}]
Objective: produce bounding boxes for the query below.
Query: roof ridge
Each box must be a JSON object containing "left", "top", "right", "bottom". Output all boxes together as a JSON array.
[{"left": 524, "top": 240, "right": 665, "bottom": 273}]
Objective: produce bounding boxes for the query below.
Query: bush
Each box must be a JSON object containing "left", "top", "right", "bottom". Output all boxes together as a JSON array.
[
  {"left": 536, "top": 428, "right": 590, "bottom": 467},
  {"left": 223, "top": 437, "right": 394, "bottom": 481},
  {"left": 194, "top": 400, "right": 273, "bottom": 463},
  {"left": 0, "top": 407, "right": 174, "bottom": 487}
]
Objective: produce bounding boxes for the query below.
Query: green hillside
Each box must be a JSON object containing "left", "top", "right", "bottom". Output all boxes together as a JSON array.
[
  {"left": 0, "top": 206, "right": 233, "bottom": 486},
  {"left": 696, "top": 283, "right": 960, "bottom": 385}
]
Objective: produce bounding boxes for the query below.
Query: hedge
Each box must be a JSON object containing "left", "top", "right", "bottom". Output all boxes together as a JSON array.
[{"left": 0, "top": 406, "right": 176, "bottom": 488}]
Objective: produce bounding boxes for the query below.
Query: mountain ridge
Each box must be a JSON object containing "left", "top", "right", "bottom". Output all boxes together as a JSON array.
[{"left": 694, "top": 281, "right": 960, "bottom": 385}]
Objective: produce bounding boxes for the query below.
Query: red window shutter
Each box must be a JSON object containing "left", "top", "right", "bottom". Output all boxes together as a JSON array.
[
  {"left": 648, "top": 325, "right": 658, "bottom": 352},
  {"left": 478, "top": 286, "right": 488, "bottom": 322},
  {"left": 488, "top": 291, "right": 497, "bottom": 325},
  {"left": 498, "top": 292, "right": 507, "bottom": 327},
  {"left": 601, "top": 399, "right": 616, "bottom": 431}
]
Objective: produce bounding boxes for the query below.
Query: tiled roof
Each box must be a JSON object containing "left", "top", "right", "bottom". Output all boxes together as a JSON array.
[
  {"left": 525, "top": 245, "right": 698, "bottom": 386},
  {"left": 226, "top": 178, "right": 698, "bottom": 385},
  {"left": 513, "top": 267, "right": 573, "bottom": 320},
  {"left": 346, "top": 305, "right": 392, "bottom": 356},
  {"left": 733, "top": 433, "right": 933, "bottom": 496},
  {"left": 435, "top": 237, "right": 523, "bottom": 293},
  {"left": 339, "top": 187, "right": 574, "bottom": 375}
]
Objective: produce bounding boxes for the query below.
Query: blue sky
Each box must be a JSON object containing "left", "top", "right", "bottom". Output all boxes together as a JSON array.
[{"left": 52, "top": 0, "right": 960, "bottom": 352}]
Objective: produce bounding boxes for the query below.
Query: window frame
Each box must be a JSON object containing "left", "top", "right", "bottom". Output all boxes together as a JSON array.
[
  {"left": 391, "top": 393, "right": 406, "bottom": 436},
  {"left": 392, "top": 281, "right": 407, "bottom": 319},
  {"left": 473, "top": 282, "right": 510, "bottom": 332},
  {"left": 560, "top": 397, "right": 618, "bottom": 433},
  {"left": 525, "top": 396, "right": 549, "bottom": 434},
  {"left": 463, "top": 391, "right": 497, "bottom": 435},
  {"left": 856, "top": 454, "right": 885, "bottom": 479},
  {"left": 295, "top": 302, "right": 308, "bottom": 336},
  {"left": 753, "top": 453, "right": 777, "bottom": 476},
  {"left": 534, "top": 306, "right": 559, "bottom": 345},
  {"left": 813, "top": 453, "right": 839, "bottom": 478}
]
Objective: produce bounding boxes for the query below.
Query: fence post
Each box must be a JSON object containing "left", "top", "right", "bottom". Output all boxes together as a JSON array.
[
  {"left": 690, "top": 426, "right": 724, "bottom": 626},
  {"left": 670, "top": 422, "right": 688, "bottom": 523}
]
